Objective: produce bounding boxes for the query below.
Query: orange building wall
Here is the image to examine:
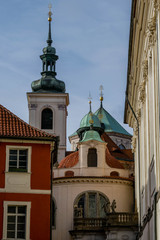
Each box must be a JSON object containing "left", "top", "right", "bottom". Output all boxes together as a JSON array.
[
  {"left": 0, "top": 141, "right": 51, "bottom": 190},
  {"left": 0, "top": 193, "right": 51, "bottom": 240}
]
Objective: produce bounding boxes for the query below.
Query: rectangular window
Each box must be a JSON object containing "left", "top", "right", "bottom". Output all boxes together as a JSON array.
[
  {"left": 9, "top": 149, "right": 28, "bottom": 172},
  {"left": 7, "top": 205, "right": 26, "bottom": 239},
  {"left": 3, "top": 201, "right": 31, "bottom": 240}
]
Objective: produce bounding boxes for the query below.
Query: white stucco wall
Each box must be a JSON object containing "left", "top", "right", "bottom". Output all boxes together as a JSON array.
[{"left": 52, "top": 180, "right": 134, "bottom": 240}]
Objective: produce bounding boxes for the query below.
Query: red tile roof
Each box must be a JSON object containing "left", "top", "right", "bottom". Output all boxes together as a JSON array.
[
  {"left": 58, "top": 133, "right": 132, "bottom": 169},
  {"left": 58, "top": 151, "right": 79, "bottom": 168},
  {"left": 0, "top": 104, "right": 56, "bottom": 140},
  {"left": 101, "top": 133, "right": 133, "bottom": 161},
  {"left": 58, "top": 146, "right": 124, "bottom": 169},
  {"left": 105, "top": 146, "right": 124, "bottom": 169}
]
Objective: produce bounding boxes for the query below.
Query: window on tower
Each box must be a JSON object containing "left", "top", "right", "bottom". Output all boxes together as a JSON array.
[
  {"left": 41, "top": 108, "right": 53, "bottom": 129},
  {"left": 87, "top": 148, "right": 97, "bottom": 167}
]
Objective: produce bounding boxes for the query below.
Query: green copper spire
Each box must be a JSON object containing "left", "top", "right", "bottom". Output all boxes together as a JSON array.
[
  {"left": 31, "top": 5, "right": 65, "bottom": 93},
  {"left": 47, "top": 4, "right": 53, "bottom": 46}
]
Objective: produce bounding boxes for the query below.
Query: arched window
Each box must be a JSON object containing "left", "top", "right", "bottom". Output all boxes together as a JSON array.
[
  {"left": 52, "top": 199, "right": 56, "bottom": 228},
  {"left": 41, "top": 108, "right": 53, "bottom": 129},
  {"left": 119, "top": 144, "right": 126, "bottom": 149},
  {"left": 110, "top": 171, "right": 119, "bottom": 177},
  {"left": 87, "top": 148, "right": 97, "bottom": 167},
  {"left": 74, "top": 191, "right": 110, "bottom": 218},
  {"left": 65, "top": 171, "right": 74, "bottom": 177}
]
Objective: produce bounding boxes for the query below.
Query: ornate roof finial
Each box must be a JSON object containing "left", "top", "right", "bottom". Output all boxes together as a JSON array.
[
  {"left": 99, "top": 85, "right": 104, "bottom": 108},
  {"left": 88, "top": 93, "right": 94, "bottom": 126},
  {"left": 47, "top": 3, "right": 53, "bottom": 46},
  {"left": 48, "top": 3, "right": 52, "bottom": 21},
  {"left": 88, "top": 92, "right": 92, "bottom": 112}
]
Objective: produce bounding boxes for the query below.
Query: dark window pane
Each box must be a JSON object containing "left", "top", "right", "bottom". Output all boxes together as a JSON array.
[
  {"left": 88, "top": 148, "right": 97, "bottom": 167},
  {"left": 9, "top": 161, "right": 17, "bottom": 167},
  {"left": 17, "top": 231, "right": 25, "bottom": 239},
  {"left": 8, "top": 206, "right": 16, "bottom": 213},
  {"left": 88, "top": 194, "right": 96, "bottom": 218},
  {"left": 7, "top": 231, "right": 15, "bottom": 238},
  {"left": 17, "top": 223, "right": 25, "bottom": 231},
  {"left": 10, "top": 150, "right": 17, "bottom": 155},
  {"left": 9, "top": 155, "right": 17, "bottom": 160},
  {"left": 19, "top": 150, "right": 27, "bottom": 156},
  {"left": 77, "top": 194, "right": 85, "bottom": 217},
  {"left": 7, "top": 223, "right": 15, "bottom": 230},
  {"left": 18, "top": 216, "right": 26, "bottom": 223},
  {"left": 19, "top": 161, "right": 27, "bottom": 167},
  {"left": 8, "top": 216, "right": 16, "bottom": 223},
  {"left": 41, "top": 108, "right": 53, "bottom": 129},
  {"left": 18, "top": 206, "right": 26, "bottom": 214},
  {"left": 19, "top": 155, "right": 27, "bottom": 161}
]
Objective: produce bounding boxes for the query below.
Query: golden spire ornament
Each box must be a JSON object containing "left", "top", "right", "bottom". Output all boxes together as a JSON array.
[
  {"left": 99, "top": 85, "right": 104, "bottom": 120},
  {"left": 88, "top": 92, "right": 92, "bottom": 113},
  {"left": 99, "top": 85, "right": 104, "bottom": 103},
  {"left": 48, "top": 3, "right": 53, "bottom": 21}
]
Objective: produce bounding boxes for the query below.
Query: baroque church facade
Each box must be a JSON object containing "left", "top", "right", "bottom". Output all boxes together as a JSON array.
[{"left": 26, "top": 7, "right": 138, "bottom": 240}]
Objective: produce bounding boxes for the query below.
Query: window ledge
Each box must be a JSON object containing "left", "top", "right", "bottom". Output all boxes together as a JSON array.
[{"left": 5, "top": 171, "right": 32, "bottom": 174}]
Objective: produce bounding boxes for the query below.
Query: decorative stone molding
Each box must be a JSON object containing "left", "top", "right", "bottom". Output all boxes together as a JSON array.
[
  {"left": 142, "top": 60, "right": 148, "bottom": 80},
  {"left": 53, "top": 177, "right": 133, "bottom": 186},
  {"left": 58, "top": 104, "right": 66, "bottom": 110},
  {"left": 146, "top": 14, "right": 156, "bottom": 49},
  {"left": 133, "top": 120, "right": 138, "bottom": 136},
  {"left": 131, "top": 136, "right": 137, "bottom": 153},
  {"left": 152, "top": 0, "right": 160, "bottom": 12},
  {"left": 138, "top": 60, "right": 148, "bottom": 104},
  {"left": 136, "top": 108, "right": 141, "bottom": 123},
  {"left": 28, "top": 103, "right": 38, "bottom": 109},
  {"left": 139, "top": 80, "right": 146, "bottom": 104}
]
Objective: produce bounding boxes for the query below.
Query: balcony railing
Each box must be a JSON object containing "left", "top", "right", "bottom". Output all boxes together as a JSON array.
[{"left": 74, "top": 212, "right": 138, "bottom": 230}]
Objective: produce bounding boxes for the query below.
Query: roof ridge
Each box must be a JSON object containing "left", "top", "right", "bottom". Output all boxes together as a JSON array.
[{"left": 0, "top": 104, "right": 56, "bottom": 139}]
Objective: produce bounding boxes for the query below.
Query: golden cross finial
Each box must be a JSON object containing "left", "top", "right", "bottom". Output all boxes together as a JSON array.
[
  {"left": 48, "top": 3, "right": 53, "bottom": 21},
  {"left": 88, "top": 92, "right": 93, "bottom": 113},
  {"left": 88, "top": 92, "right": 92, "bottom": 104},
  {"left": 99, "top": 85, "right": 104, "bottom": 100}
]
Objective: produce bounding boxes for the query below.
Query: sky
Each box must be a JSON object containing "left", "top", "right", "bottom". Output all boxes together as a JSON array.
[{"left": 0, "top": 0, "right": 132, "bottom": 149}]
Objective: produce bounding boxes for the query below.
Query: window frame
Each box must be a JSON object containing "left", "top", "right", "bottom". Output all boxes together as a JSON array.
[
  {"left": 74, "top": 191, "right": 110, "bottom": 218},
  {"left": 6, "top": 146, "right": 31, "bottom": 173},
  {"left": 3, "top": 201, "right": 31, "bottom": 240},
  {"left": 87, "top": 148, "right": 97, "bottom": 167},
  {"left": 41, "top": 108, "right": 53, "bottom": 130}
]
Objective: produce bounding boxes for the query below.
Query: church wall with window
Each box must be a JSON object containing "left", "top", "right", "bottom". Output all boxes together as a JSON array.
[{"left": 52, "top": 179, "right": 134, "bottom": 240}]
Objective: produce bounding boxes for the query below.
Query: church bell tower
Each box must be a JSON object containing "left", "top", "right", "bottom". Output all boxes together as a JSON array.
[{"left": 27, "top": 5, "right": 69, "bottom": 162}]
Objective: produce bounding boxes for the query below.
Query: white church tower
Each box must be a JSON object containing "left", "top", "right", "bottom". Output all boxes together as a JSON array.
[{"left": 27, "top": 5, "right": 69, "bottom": 162}]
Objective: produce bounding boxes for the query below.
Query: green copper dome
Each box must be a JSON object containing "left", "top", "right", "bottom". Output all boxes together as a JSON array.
[
  {"left": 31, "top": 9, "right": 65, "bottom": 93},
  {"left": 80, "top": 111, "right": 101, "bottom": 128},
  {"left": 95, "top": 107, "right": 131, "bottom": 136},
  {"left": 81, "top": 130, "right": 105, "bottom": 143}
]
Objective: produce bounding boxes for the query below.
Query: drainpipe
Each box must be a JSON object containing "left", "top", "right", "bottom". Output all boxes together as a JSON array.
[
  {"left": 155, "top": 10, "right": 160, "bottom": 240},
  {"left": 125, "top": 94, "right": 141, "bottom": 234},
  {"left": 50, "top": 136, "right": 59, "bottom": 240}
]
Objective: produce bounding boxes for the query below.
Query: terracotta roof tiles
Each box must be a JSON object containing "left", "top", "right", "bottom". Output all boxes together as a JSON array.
[
  {"left": 0, "top": 104, "right": 56, "bottom": 140},
  {"left": 58, "top": 151, "right": 79, "bottom": 168}
]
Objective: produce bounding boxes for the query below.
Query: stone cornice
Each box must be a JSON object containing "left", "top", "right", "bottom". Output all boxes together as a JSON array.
[{"left": 53, "top": 176, "right": 133, "bottom": 186}]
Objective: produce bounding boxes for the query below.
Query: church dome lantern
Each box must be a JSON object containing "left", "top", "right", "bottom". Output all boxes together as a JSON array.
[
  {"left": 31, "top": 5, "right": 65, "bottom": 93},
  {"left": 77, "top": 99, "right": 104, "bottom": 141}
]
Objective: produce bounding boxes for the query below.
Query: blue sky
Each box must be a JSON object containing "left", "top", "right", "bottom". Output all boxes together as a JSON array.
[{"left": 0, "top": 0, "right": 132, "bottom": 148}]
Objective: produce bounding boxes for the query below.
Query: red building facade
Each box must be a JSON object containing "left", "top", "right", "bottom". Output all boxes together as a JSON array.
[{"left": 0, "top": 104, "right": 57, "bottom": 240}]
